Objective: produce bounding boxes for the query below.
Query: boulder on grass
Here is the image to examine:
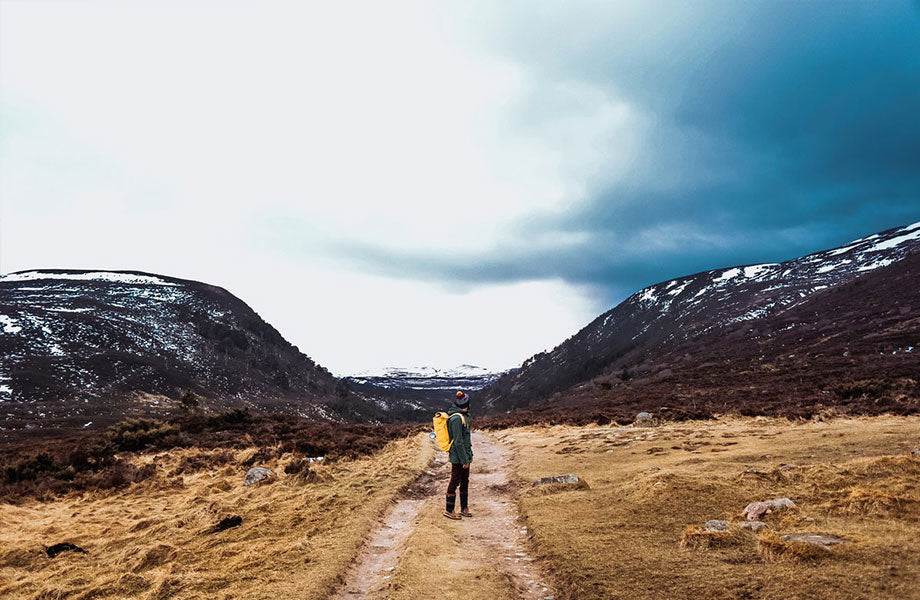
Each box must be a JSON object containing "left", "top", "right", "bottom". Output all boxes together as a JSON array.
[
  {"left": 533, "top": 474, "right": 580, "bottom": 486},
  {"left": 703, "top": 520, "right": 729, "bottom": 532},
  {"left": 244, "top": 467, "right": 274, "bottom": 486},
  {"left": 635, "top": 412, "right": 654, "bottom": 423},
  {"left": 742, "top": 497, "right": 797, "bottom": 520},
  {"left": 739, "top": 520, "right": 769, "bottom": 532}
]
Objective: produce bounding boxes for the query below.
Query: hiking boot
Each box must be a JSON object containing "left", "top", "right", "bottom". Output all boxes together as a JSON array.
[
  {"left": 459, "top": 509, "right": 473, "bottom": 517},
  {"left": 443, "top": 511, "right": 461, "bottom": 520}
]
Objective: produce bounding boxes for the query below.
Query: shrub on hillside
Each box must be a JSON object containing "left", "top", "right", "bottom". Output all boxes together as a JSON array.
[
  {"left": 833, "top": 379, "right": 891, "bottom": 399},
  {"left": 107, "top": 418, "right": 181, "bottom": 452},
  {"left": 0, "top": 410, "right": 420, "bottom": 501}
]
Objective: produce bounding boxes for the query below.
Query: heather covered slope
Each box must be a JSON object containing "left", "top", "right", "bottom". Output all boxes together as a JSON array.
[
  {"left": 484, "top": 247, "right": 920, "bottom": 426},
  {"left": 481, "top": 221, "right": 920, "bottom": 417},
  {"left": 0, "top": 270, "right": 385, "bottom": 438}
]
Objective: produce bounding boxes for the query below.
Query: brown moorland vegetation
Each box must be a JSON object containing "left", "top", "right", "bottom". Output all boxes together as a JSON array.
[
  {"left": 0, "top": 430, "right": 433, "bottom": 599},
  {"left": 500, "top": 415, "right": 920, "bottom": 600},
  {"left": 1, "top": 410, "right": 421, "bottom": 501}
]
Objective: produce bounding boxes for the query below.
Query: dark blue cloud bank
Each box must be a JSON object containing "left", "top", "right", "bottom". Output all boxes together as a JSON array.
[{"left": 350, "top": 1, "right": 920, "bottom": 306}]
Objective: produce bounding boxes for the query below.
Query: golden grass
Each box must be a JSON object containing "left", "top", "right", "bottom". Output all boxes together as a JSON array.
[
  {"left": 526, "top": 479, "right": 590, "bottom": 495},
  {"left": 0, "top": 432, "right": 432, "bottom": 600},
  {"left": 755, "top": 531, "right": 829, "bottom": 562},
  {"left": 678, "top": 526, "right": 744, "bottom": 550},
  {"left": 823, "top": 486, "right": 920, "bottom": 517},
  {"left": 502, "top": 415, "right": 920, "bottom": 600},
  {"left": 389, "top": 500, "right": 516, "bottom": 600}
]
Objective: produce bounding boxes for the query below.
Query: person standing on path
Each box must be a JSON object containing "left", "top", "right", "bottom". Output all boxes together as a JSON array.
[{"left": 443, "top": 391, "right": 473, "bottom": 520}]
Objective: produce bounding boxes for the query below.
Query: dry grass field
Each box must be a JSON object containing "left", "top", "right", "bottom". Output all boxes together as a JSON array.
[
  {"left": 0, "top": 432, "right": 432, "bottom": 600},
  {"left": 500, "top": 415, "right": 920, "bottom": 600},
  {"left": 5, "top": 415, "right": 917, "bottom": 600}
]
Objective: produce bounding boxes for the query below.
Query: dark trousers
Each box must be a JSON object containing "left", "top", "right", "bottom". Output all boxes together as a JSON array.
[{"left": 445, "top": 463, "right": 469, "bottom": 512}]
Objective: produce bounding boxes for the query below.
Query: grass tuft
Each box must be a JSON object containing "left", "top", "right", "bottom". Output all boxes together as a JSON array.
[
  {"left": 824, "top": 487, "right": 919, "bottom": 518},
  {"left": 756, "top": 531, "right": 830, "bottom": 561},
  {"left": 679, "top": 525, "right": 744, "bottom": 549}
]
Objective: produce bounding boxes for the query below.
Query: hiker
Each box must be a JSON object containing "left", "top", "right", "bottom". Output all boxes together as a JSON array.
[{"left": 443, "top": 390, "right": 473, "bottom": 520}]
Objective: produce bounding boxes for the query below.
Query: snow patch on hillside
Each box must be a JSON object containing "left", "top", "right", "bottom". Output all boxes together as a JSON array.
[
  {"left": 0, "top": 371, "right": 11, "bottom": 400},
  {"left": 743, "top": 264, "right": 777, "bottom": 278},
  {"left": 0, "top": 315, "right": 22, "bottom": 334},
  {"left": 714, "top": 268, "right": 742, "bottom": 283},
  {"left": 1, "top": 271, "right": 178, "bottom": 287},
  {"left": 858, "top": 258, "right": 896, "bottom": 272},
  {"left": 863, "top": 227, "right": 920, "bottom": 253},
  {"left": 667, "top": 280, "right": 691, "bottom": 297}
]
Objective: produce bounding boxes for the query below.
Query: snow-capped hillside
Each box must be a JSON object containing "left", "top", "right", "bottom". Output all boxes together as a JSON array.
[
  {"left": 0, "top": 270, "right": 383, "bottom": 437},
  {"left": 482, "top": 221, "right": 920, "bottom": 412}
]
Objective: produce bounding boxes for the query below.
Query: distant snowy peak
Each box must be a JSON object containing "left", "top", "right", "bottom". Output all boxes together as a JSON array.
[
  {"left": 350, "top": 364, "right": 495, "bottom": 379},
  {"left": 346, "top": 364, "right": 503, "bottom": 391}
]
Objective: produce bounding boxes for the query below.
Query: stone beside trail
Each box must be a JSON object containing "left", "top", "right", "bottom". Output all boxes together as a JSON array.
[{"left": 532, "top": 474, "right": 580, "bottom": 486}]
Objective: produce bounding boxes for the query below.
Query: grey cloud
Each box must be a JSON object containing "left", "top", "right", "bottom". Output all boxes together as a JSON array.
[{"left": 307, "top": 2, "right": 920, "bottom": 310}]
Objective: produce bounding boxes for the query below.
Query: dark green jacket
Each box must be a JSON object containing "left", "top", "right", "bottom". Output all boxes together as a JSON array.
[{"left": 447, "top": 405, "right": 472, "bottom": 465}]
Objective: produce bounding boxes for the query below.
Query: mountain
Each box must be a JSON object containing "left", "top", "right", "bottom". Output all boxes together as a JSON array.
[
  {"left": 481, "top": 221, "right": 920, "bottom": 418},
  {"left": 0, "top": 270, "right": 384, "bottom": 439},
  {"left": 345, "top": 365, "right": 503, "bottom": 420},
  {"left": 347, "top": 364, "right": 501, "bottom": 391}
]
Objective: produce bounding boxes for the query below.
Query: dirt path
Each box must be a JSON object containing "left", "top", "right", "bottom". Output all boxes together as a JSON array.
[{"left": 332, "top": 432, "right": 555, "bottom": 599}]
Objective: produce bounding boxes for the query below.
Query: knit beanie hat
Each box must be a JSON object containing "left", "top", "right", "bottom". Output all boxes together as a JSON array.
[{"left": 455, "top": 391, "right": 469, "bottom": 408}]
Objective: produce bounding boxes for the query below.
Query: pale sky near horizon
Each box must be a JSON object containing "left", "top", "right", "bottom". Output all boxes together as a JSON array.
[{"left": 2, "top": 1, "right": 918, "bottom": 374}]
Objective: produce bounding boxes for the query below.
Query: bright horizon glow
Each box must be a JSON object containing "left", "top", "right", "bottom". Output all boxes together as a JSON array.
[
  {"left": 0, "top": 1, "right": 614, "bottom": 374},
  {"left": 2, "top": 1, "right": 917, "bottom": 374}
]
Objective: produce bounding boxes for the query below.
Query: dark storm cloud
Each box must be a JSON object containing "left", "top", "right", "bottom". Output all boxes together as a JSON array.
[{"left": 344, "top": 1, "right": 920, "bottom": 307}]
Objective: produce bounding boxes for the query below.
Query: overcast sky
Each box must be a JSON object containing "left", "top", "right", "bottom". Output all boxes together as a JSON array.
[{"left": 1, "top": 1, "right": 918, "bottom": 375}]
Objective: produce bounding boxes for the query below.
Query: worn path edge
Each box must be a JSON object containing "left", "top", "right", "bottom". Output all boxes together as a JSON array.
[{"left": 332, "top": 432, "right": 556, "bottom": 599}]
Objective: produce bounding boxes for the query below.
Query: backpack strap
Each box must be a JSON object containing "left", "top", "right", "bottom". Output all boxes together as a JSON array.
[{"left": 448, "top": 413, "right": 467, "bottom": 427}]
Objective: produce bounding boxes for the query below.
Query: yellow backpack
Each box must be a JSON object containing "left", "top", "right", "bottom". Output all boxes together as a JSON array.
[{"left": 432, "top": 412, "right": 466, "bottom": 452}]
